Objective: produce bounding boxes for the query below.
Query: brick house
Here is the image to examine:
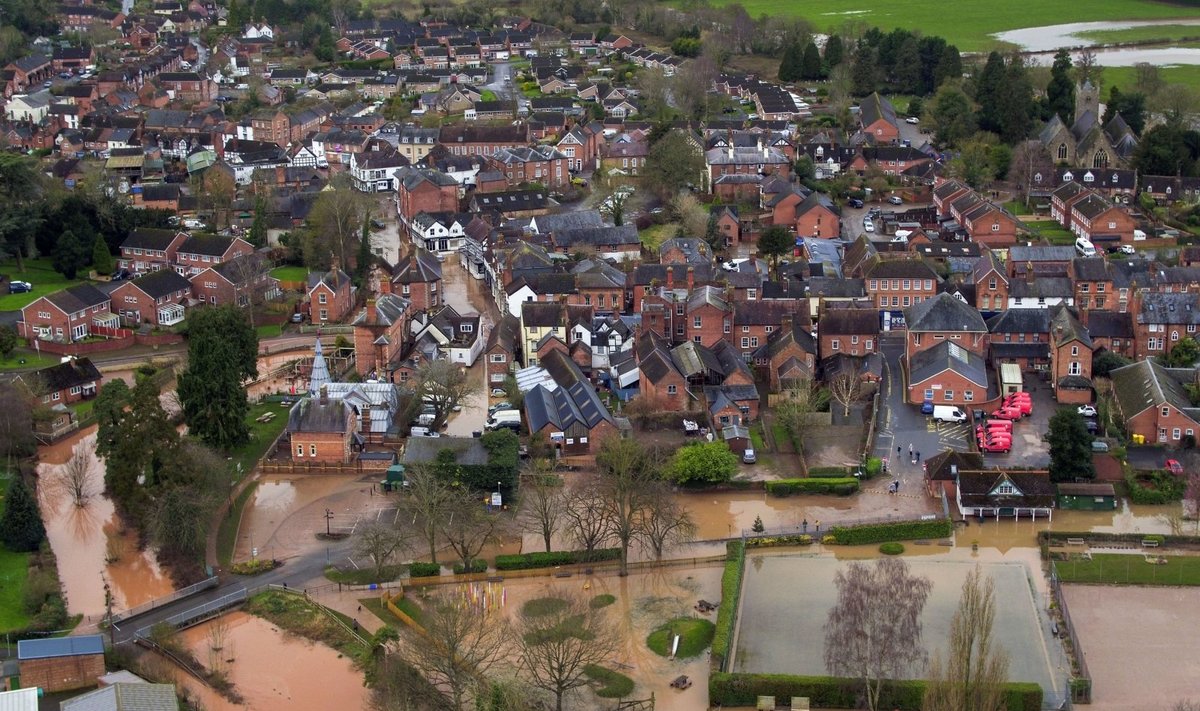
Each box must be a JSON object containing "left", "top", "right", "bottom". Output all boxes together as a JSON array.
[
  {"left": 117, "top": 228, "right": 188, "bottom": 273},
  {"left": 932, "top": 179, "right": 972, "bottom": 214},
  {"left": 523, "top": 349, "right": 617, "bottom": 457},
  {"left": 1086, "top": 311, "right": 1135, "bottom": 359},
  {"left": 1066, "top": 192, "right": 1138, "bottom": 246},
  {"left": 819, "top": 306, "right": 879, "bottom": 359},
  {"left": 391, "top": 250, "right": 442, "bottom": 312},
  {"left": 792, "top": 192, "right": 840, "bottom": 239},
  {"left": 110, "top": 269, "right": 191, "bottom": 326},
  {"left": 437, "top": 123, "right": 528, "bottom": 157},
  {"left": 396, "top": 168, "right": 459, "bottom": 226},
  {"left": 1048, "top": 306, "right": 1094, "bottom": 404},
  {"left": 987, "top": 309, "right": 1050, "bottom": 371},
  {"left": 1110, "top": 359, "right": 1200, "bottom": 446},
  {"left": 1132, "top": 291, "right": 1200, "bottom": 360},
  {"left": 156, "top": 71, "right": 215, "bottom": 102},
  {"left": 753, "top": 321, "right": 818, "bottom": 392},
  {"left": 907, "top": 340, "right": 990, "bottom": 407},
  {"left": 904, "top": 292, "right": 989, "bottom": 359},
  {"left": 188, "top": 254, "right": 280, "bottom": 307},
  {"left": 287, "top": 389, "right": 358, "bottom": 463},
  {"left": 485, "top": 314, "right": 520, "bottom": 392},
  {"left": 858, "top": 93, "right": 900, "bottom": 144},
  {"left": 704, "top": 143, "right": 790, "bottom": 191},
  {"left": 973, "top": 250, "right": 1009, "bottom": 315},
  {"left": 307, "top": 267, "right": 355, "bottom": 323},
  {"left": 635, "top": 331, "right": 691, "bottom": 411},
  {"left": 18, "top": 357, "right": 102, "bottom": 406},
  {"left": 1050, "top": 180, "right": 1089, "bottom": 224},
  {"left": 951, "top": 193, "right": 1022, "bottom": 247},
  {"left": 51, "top": 47, "right": 94, "bottom": 73},
  {"left": 174, "top": 234, "right": 254, "bottom": 275},
  {"left": 865, "top": 259, "right": 939, "bottom": 316},
  {"left": 488, "top": 145, "right": 571, "bottom": 189},
  {"left": 250, "top": 109, "right": 290, "bottom": 147},
  {"left": 21, "top": 284, "right": 117, "bottom": 342},
  {"left": 352, "top": 292, "right": 411, "bottom": 379},
  {"left": 731, "top": 301, "right": 803, "bottom": 357},
  {"left": 17, "top": 636, "right": 105, "bottom": 693}
]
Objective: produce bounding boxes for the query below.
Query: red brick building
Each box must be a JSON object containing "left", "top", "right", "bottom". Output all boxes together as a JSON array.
[
  {"left": 17, "top": 357, "right": 102, "bottom": 406},
  {"left": 17, "top": 636, "right": 106, "bottom": 693},
  {"left": 973, "top": 250, "right": 1009, "bottom": 314},
  {"left": 1048, "top": 307, "right": 1094, "bottom": 404},
  {"left": 1067, "top": 192, "right": 1138, "bottom": 246},
  {"left": 157, "top": 71, "right": 216, "bottom": 102},
  {"left": 188, "top": 254, "right": 280, "bottom": 308},
  {"left": 307, "top": 268, "right": 355, "bottom": 323},
  {"left": 117, "top": 228, "right": 188, "bottom": 274},
  {"left": 1110, "top": 359, "right": 1200, "bottom": 446},
  {"left": 397, "top": 168, "right": 459, "bottom": 225},
  {"left": 907, "top": 340, "right": 990, "bottom": 407},
  {"left": 819, "top": 306, "right": 880, "bottom": 359},
  {"left": 858, "top": 93, "right": 900, "bottom": 144},
  {"left": 352, "top": 292, "right": 411, "bottom": 379},
  {"left": 174, "top": 234, "right": 254, "bottom": 275},
  {"left": 110, "top": 269, "right": 191, "bottom": 326},
  {"left": 392, "top": 250, "right": 442, "bottom": 312},
  {"left": 485, "top": 314, "right": 520, "bottom": 393},
  {"left": 635, "top": 331, "right": 691, "bottom": 412},
  {"left": 488, "top": 145, "right": 571, "bottom": 189},
  {"left": 904, "top": 292, "right": 989, "bottom": 359},
  {"left": 437, "top": 123, "right": 528, "bottom": 156},
  {"left": 286, "top": 391, "right": 358, "bottom": 463},
  {"left": 21, "top": 284, "right": 117, "bottom": 342}
]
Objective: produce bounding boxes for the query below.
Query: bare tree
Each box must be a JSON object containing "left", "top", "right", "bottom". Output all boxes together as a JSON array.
[
  {"left": 438, "top": 489, "right": 504, "bottom": 573},
  {"left": 674, "top": 56, "right": 718, "bottom": 119},
  {"left": 637, "top": 490, "right": 696, "bottom": 560},
  {"left": 402, "top": 465, "right": 453, "bottom": 564},
  {"left": 1074, "top": 48, "right": 1102, "bottom": 87},
  {"left": 672, "top": 192, "right": 710, "bottom": 238},
  {"left": 595, "top": 436, "right": 660, "bottom": 576},
  {"left": 222, "top": 252, "right": 274, "bottom": 327},
  {"left": 1007, "top": 141, "right": 1054, "bottom": 204},
  {"left": 775, "top": 381, "right": 826, "bottom": 455},
  {"left": 369, "top": 653, "right": 446, "bottom": 711},
  {"left": 924, "top": 565, "right": 1010, "bottom": 711},
  {"left": 304, "top": 174, "right": 371, "bottom": 271},
  {"left": 413, "top": 360, "right": 477, "bottom": 431},
  {"left": 636, "top": 67, "right": 673, "bottom": 120},
  {"left": 1134, "top": 62, "right": 1163, "bottom": 98},
  {"left": 58, "top": 441, "right": 97, "bottom": 508},
  {"left": 402, "top": 593, "right": 508, "bottom": 711},
  {"left": 828, "top": 370, "right": 865, "bottom": 419},
  {"left": 354, "top": 522, "right": 412, "bottom": 580},
  {"left": 518, "top": 464, "right": 566, "bottom": 553},
  {"left": 514, "top": 594, "right": 619, "bottom": 711},
  {"left": 824, "top": 558, "right": 933, "bottom": 711},
  {"left": 561, "top": 483, "right": 610, "bottom": 557}
]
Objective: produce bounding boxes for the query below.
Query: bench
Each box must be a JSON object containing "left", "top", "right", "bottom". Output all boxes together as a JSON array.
[
  {"left": 1066, "top": 537, "right": 1086, "bottom": 546},
  {"left": 1142, "top": 539, "right": 1160, "bottom": 548}
]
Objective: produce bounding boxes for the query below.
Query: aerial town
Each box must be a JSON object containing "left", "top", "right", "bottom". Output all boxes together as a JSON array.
[{"left": 2, "top": 0, "right": 1200, "bottom": 709}]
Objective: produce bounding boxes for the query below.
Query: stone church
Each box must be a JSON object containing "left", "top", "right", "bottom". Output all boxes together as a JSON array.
[{"left": 1037, "top": 81, "right": 1139, "bottom": 170}]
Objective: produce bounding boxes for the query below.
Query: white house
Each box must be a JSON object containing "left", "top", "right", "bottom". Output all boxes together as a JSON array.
[
  {"left": 409, "top": 306, "right": 484, "bottom": 366},
  {"left": 5, "top": 92, "right": 51, "bottom": 122},
  {"left": 410, "top": 212, "right": 469, "bottom": 255},
  {"left": 243, "top": 23, "right": 274, "bottom": 39}
]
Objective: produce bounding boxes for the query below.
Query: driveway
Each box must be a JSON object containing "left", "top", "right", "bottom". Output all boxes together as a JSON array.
[{"left": 483, "top": 61, "right": 512, "bottom": 99}]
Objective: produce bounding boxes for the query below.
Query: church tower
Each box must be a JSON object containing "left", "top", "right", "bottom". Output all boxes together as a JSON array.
[{"left": 1075, "top": 80, "right": 1099, "bottom": 122}]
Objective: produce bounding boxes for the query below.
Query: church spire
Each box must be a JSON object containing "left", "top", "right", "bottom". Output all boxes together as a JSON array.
[{"left": 309, "top": 337, "right": 331, "bottom": 396}]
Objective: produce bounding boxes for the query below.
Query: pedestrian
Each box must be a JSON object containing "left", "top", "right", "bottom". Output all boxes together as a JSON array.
[
  {"left": 897, "top": 445, "right": 901, "bottom": 455},
  {"left": 896, "top": 479, "right": 901, "bottom": 491},
  {"left": 802, "top": 519, "right": 808, "bottom": 533},
  {"left": 916, "top": 450, "right": 921, "bottom": 462},
  {"left": 815, "top": 520, "right": 821, "bottom": 535},
  {"left": 282, "top": 581, "right": 288, "bottom": 589},
  {"left": 908, "top": 443, "right": 913, "bottom": 456},
  {"left": 357, "top": 605, "right": 362, "bottom": 613}
]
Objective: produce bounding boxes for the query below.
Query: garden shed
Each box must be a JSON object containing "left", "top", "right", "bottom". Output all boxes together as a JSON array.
[{"left": 1057, "top": 482, "right": 1117, "bottom": 511}]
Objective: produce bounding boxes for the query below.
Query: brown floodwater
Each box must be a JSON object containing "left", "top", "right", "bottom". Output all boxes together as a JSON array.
[
  {"left": 170, "top": 611, "right": 370, "bottom": 711},
  {"left": 36, "top": 431, "right": 175, "bottom": 620},
  {"left": 675, "top": 490, "right": 859, "bottom": 540}
]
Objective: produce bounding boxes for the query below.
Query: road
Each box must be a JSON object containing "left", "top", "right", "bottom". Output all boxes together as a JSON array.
[{"left": 482, "top": 60, "right": 512, "bottom": 99}]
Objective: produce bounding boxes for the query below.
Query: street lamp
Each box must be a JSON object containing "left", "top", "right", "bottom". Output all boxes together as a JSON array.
[{"left": 325, "top": 508, "right": 334, "bottom": 536}]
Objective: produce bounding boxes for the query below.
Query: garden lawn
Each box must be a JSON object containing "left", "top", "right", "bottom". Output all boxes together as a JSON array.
[
  {"left": 646, "top": 617, "right": 716, "bottom": 659},
  {"left": 269, "top": 265, "right": 308, "bottom": 282},
  {"left": 1055, "top": 553, "right": 1200, "bottom": 585},
  {"left": 638, "top": 223, "right": 674, "bottom": 251},
  {"left": 0, "top": 547, "right": 30, "bottom": 632},
  {"left": 1026, "top": 220, "right": 1076, "bottom": 246},
  {"left": 0, "top": 349, "right": 61, "bottom": 373},
  {"left": 0, "top": 259, "right": 93, "bottom": 311},
  {"left": 582, "top": 664, "right": 635, "bottom": 698},
  {"left": 256, "top": 323, "right": 283, "bottom": 339},
  {"left": 695, "top": 0, "right": 1200, "bottom": 51},
  {"left": 1106, "top": 64, "right": 1200, "bottom": 94}
]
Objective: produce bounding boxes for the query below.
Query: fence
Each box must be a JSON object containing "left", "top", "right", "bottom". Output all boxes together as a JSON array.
[
  {"left": 861, "top": 391, "right": 882, "bottom": 460},
  {"left": 112, "top": 575, "right": 219, "bottom": 624},
  {"left": 740, "top": 512, "right": 938, "bottom": 539},
  {"left": 133, "top": 588, "right": 249, "bottom": 640},
  {"left": 1048, "top": 562, "right": 1092, "bottom": 704},
  {"left": 267, "top": 584, "right": 369, "bottom": 647}
]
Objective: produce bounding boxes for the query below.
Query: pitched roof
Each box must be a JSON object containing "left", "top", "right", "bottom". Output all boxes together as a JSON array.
[
  {"left": 924, "top": 449, "right": 984, "bottom": 481},
  {"left": 821, "top": 308, "right": 879, "bottom": 336},
  {"left": 122, "top": 228, "right": 184, "bottom": 251},
  {"left": 392, "top": 250, "right": 442, "bottom": 284},
  {"left": 1110, "top": 359, "right": 1200, "bottom": 421},
  {"left": 128, "top": 269, "right": 192, "bottom": 299},
  {"left": 286, "top": 396, "right": 352, "bottom": 433},
  {"left": 61, "top": 683, "right": 179, "bottom": 711},
  {"left": 178, "top": 233, "right": 237, "bottom": 257},
  {"left": 987, "top": 308, "right": 1050, "bottom": 334},
  {"left": 524, "top": 350, "right": 613, "bottom": 432},
  {"left": 45, "top": 284, "right": 111, "bottom": 313},
  {"left": 909, "top": 341, "right": 988, "bottom": 388},
  {"left": 859, "top": 92, "right": 897, "bottom": 128},
  {"left": 18, "top": 635, "right": 103, "bottom": 660},
  {"left": 903, "top": 292, "right": 987, "bottom": 333},
  {"left": 957, "top": 471, "right": 1055, "bottom": 509},
  {"left": 26, "top": 357, "right": 101, "bottom": 393}
]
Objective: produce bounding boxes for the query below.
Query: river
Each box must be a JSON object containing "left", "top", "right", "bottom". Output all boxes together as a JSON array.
[{"left": 994, "top": 18, "right": 1200, "bottom": 66}]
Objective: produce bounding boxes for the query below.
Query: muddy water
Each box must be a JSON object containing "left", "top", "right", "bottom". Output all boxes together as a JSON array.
[
  {"left": 677, "top": 490, "right": 861, "bottom": 540},
  {"left": 234, "top": 475, "right": 359, "bottom": 562},
  {"left": 36, "top": 431, "right": 175, "bottom": 619},
  {"left": 170, "top": 611, "right": 370, "bottom": 711},
  {"left": 957, "top": 500, "right": 1176, "bottom": 554},
  {"left": 994, "top": 19, "right": 1200, "bottom": 52}
]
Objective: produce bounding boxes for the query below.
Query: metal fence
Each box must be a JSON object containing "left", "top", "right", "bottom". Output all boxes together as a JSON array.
[
  {"left": 133, "top": 588, "right": 249, "bottom": 640},
  {"left": 112, "top": 576, "right": 219, "bottom": 624},
  {"left": 1048, "top": 562, "right": 1092, "bottom": 704},
  {"left": 740, "top": 512, "right": 941, "bottom": 539}
]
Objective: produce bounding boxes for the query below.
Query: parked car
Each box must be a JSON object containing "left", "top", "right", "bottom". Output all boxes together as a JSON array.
[
  {"left": 990, "top": 407, "right": 1022, "bottom": 421},
  {"left": 1085, "top": 420, "right": 1099, "bottom": 434},
  {"left": 1166, "top": 459, "right": 1184, "bottom": 475},
  {"left": 978, "top": 438, "right": 1011, "bottom": 453},
  {"left": 863, "top": 218, "right": 875, "bottom": 233},
  {"left": 488, "top": 401, "right": 512, "bottom": 414},
  {"left": 1002, "top": 397, "right": 1032, "bottom": 417},
  {"left": 8, "top": 280, "right": 32, "bottom": 293},
  {"left": 920, "top": 399, "right": 934, "bottom": 415},
  {"left": 742, "top": 447, "right": 757, "bottom": 464},
  {"left": 887, "top": 195, "right": 904, "bottom": 205},
  {"left": 490, "top": 388, "right": 507, "bottom": 397},
  {"left": 1091, "top": 440, "right": 1110, "bottom": 453},
  {"left": 290, "top": 312, "right": 304, "bottom": 323},
  {"left": 906, "top": 116, "right": 920, "bottom": 124},
  {"left": 848, "top": 198, "right": 864, "bottom": 209},
  {"left": 409, "top": 426, "right": 440, "bottom": 438},
  {"left": 1119, "top": 244, "right": 1136, "bottom": 255},
  {"left": 1077, "top": 404, "right": 1097, "bottom": 417}
]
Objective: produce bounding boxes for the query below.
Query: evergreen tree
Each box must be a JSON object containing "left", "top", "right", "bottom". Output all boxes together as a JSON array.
[
  {"left": 800, "top": 41, "right": 823, "bottom": 80},
  {"left": 778, "top": 42, "right": 803, "bottom": 83},
  {"left": 974, "top": 52, "right": 1007, "bottom": 134},
  {"left": 357, "top": 215, "right": 374, "bottom": 286},
  {"left": 0, "top": 475, "right": 45, "bottom": 553},
  {"left": 997, "top": 57, "right": 1035, "bottom": 144},
  {"left": 1047, "top": 409, "right": 1095, "bottom": 482},
  {"left": 1045, "top": 49, "right": 1076, "bottom": 124},
  {"left": 892, "top": 37, "right": 921, "bottom": 94},
  {"left": 177, "top": 306, "right": 258, "bottom": 450},
  {"left": 247, "top": 195, "right": 267, "bottom": 248},
  {"left": 51, "top": 229, "right": 89, "bottom": 279},
  {"left": 91, "top": 234, "right": 113, "bottom": 276},
  {"left": 1104, "top": 87, "right": 1147, "bottom": 135},
  {"left": 850, "top": 44, "right": 878, "bottom": 96},
  {"left": 931, "top": 83, "right": 977, "bottom": 147},
  {"left": 935, "top": 45, "right": 964, "bottom": 91},
  {"left": 824, "top": 34, "right": 844, "bottom": 68},
  {"left": 97, "top": 378, "right": 179, "bottom": 522}
]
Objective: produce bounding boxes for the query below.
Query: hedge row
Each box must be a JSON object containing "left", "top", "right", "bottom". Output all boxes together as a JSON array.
[
  {"left": 766, "top": 478, "right": 860, "bottom": 496},
  {"left": 494, "top": 548, "right": 620, "bottom": 571},
  {"left": 1124, "top": 470, "right": 1186, "bottom": 505},
  {"left": 746, "top": 534, "right": 814, "bottom": 549},
  {"left": 807, "top": 466, "right": 850, "bottom": 477},
  {"left": 827, "top": 519, "right": 953, "bottom": 546},
  {"left": 711, "top": 540, "right": 746, "bottom": 671},
  {"left": 709, "top": 673, "right": 1043, "bottom": 710},
  {"left": 452, "top": 559, "right": 488, "bottom": 574},
  {"left": 408, "top": 562, "right": 441, "bottom": 577}
]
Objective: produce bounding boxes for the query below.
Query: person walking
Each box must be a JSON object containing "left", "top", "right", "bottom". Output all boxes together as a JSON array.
[{"left": 908, "top": 443, "right": 913, "bottom": 456}]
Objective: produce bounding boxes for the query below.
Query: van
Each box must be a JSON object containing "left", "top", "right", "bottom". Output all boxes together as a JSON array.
[
  {"left": 932, "top": 405, "right": 967, "bottom": 423},
  {"left": 409, "top": 426, "right": 440, "bottom": 438},
  {"left": 486, "top": 410, "right": 521, "bottom": 430},
  {"left": 1075, "top": 237, "right": 1097, "bottom": 257}
]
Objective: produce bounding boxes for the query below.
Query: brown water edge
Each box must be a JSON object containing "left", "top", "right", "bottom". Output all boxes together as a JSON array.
[
  {"left": 36, "top": 430, "right": 175, "bottom": 620},
  {"left": 165, "top": 611, "right": 370, "bottom": 711}
]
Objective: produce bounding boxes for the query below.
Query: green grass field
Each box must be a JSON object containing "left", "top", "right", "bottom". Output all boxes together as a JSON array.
[
  {"left": 1026, "top": 220, "right": 1077, "bottom": 246},
  {"left": 1055, "top": 553, "right": 1200, "bottom": 585},
  {"left": 0, "top": 259, "right": 92, "bottom": 311},
  {"left": 1105, "top": 64, "right": 1200, "bottom": 93},
  {"left": 217, "top": 403, "right": 291, "bottom": 565},
  {"left": 646, "top": 617, "right": 716, "bottom": 658},
  {"left": 0, "top": 349, "right": 61, "bottom": 373},
  {"left": 0, "top": 493, "right": 30, "bottom": 633},
  {"left": 638, "top": 223, "right": 675, "bottom": 252},
  {"left": 1075, "top": 22, "right": 1200, "bottom": 45},
  {"left": 700, "top": 0, "right": 1200, "bottom": 51},
  {"left": 269, "top": 265, "right": 308, "bottom": 282}
]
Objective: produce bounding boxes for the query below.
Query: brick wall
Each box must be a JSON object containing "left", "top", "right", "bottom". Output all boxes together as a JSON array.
[{"left": 20, "top": 654, "right": 105, "bottom": 693}]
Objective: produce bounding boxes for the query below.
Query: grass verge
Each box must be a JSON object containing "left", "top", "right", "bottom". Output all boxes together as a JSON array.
[
  {"left": 583, "top": 664, "right": 635, "bottom": 698},
  {"left": 1055, "top": 553, "right": 1200, "bottom": 585},
  {"left": 0, "top": 348, "right": 61, "bottom": 373},
  {"left": 217, "top": 481, "right": 257, "bottom": 568},
  {"left": 324, "top": 564, "right": 405, "bottom": 585},
  {"left": 229, "top": 402, "right": 290, "bottom": 477},
  {"left": 646, "top": 617, "right": 716, "bottom": 658},
  {"left": 245, "top": 589, "right": 367, "bottom": 658},
  {"left": 0, "top": 547, "right": 30, "bottom": 632}
]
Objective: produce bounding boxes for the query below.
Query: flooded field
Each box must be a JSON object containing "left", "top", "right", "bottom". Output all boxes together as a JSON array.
[
  {"left": 36, "top": 429, "right": 175, "bottom": 620},
  {"left": 168, "top": 611, "right": 370, "bottom": 711}
]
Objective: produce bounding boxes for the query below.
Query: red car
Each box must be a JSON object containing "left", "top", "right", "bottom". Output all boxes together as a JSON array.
[
  {"left": 1167, "top": 459, "right": 1184, "bottom": 476},
  {"left": 991, "top": 407, "right": 1022, "bottom": 420},
  {"left": 978, "top": 438, "right": 1011, "bottom": 453}
]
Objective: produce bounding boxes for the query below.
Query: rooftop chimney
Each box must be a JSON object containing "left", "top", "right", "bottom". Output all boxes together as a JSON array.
[
  {"left": 367, "top": 298, "right": 377, "bottom": 322},
  {"left": 666, "top": 266, "right": 674, "bottom": 291},
  {"left": 687, "top": 265, "right": 695, "bottom": 291},
  {"left": 319, "top": 384, "right": 329, "bottom": 405}
]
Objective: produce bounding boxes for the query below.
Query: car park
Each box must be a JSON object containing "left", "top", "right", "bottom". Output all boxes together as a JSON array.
[
  {"left": 8, "top": 280, "right": 32, "bottom": 293},
  {"left": 978, "top": 438, "right": 1011, "bottom": 453},
  {"left": 887, "top": 195, "right": 904, "bottom": 205},
  {"left": 932, "top": 405, "right": 967, "bottom": 423},
  {"left": 863, "top": 218, "right": 874, "bottom": 233},
  {"left": 991, "top": 406, "right": 1022, "bottom": 420},
  {"left": 1078, "top": 405, "right": 1097, "bottom": 417},
  {"left": 488, "top": 401, "right": 512, "bottom": 414},
  {"left": 984, "top": 419, "right": 1013, "bottom": 433},
  {"left": 848, "top": 198, "right": 864, "bottom": 208}
]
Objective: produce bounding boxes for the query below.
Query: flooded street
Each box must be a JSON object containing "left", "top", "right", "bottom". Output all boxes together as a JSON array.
[
  {"left": 234, "top": 474, "right": 366, "bottom": 562},
  {"left": 36, "top": 430, "right": 175, "bottom": 620},
  {"left": 677, "top": 489, "right": 930, "bottom": 540},
  {"left": 169, "top": 611, "right": 369, "bottom": 711}
]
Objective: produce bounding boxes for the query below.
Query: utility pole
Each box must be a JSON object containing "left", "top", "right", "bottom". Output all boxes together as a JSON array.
[{"left": 325, "top": 508, "right": 334, "bottom": 536}]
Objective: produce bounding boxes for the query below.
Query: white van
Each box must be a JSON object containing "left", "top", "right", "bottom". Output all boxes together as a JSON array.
[
  {"left": 409, "top": 426, "right": 440, "bottom": 438},
  {"left": 1075, "top": 237, "right": 1096, "bottom": 257},
  {"left": 931, "top": 405, "right": 967, "bottom": 423},
  {"left": 486, "top": 410, "right": 521, "bottom": 430}
]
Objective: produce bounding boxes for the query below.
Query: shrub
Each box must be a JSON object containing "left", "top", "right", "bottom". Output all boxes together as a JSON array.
[
  {"left": 1125, "top": 471, "right": 1186, "bottom": 505},
  {"left": 827, "top": 519, "right": 952, "bottom": 546},
  {"left": 864, "top": 457, "right": 883, "bottom": 478},
  {"left": 522, "top": 597, "right": 569, "bottom": 618},
  {"left": 879, "top": 542, "right": 905, "bottom": 555},
  {"left": 708, "top": 673, "right": 1043, "bottom": 710},
  {"left": 765, "top": 478, "right": 859, "bottom": 496},
  {"left": 646, "top": 617, "right": 716, "bottom": 658},
  {"left": 746, "top": 534, "right": 813, "bottom": 548},
  {"left": 494, "top": 548, "right": 620, "bottom": 570},
  {"left": 452, "top": 558, "right": 487, "bottom": 574},
  {"left": 583, "top": 664, "right": 635, "bottom": 698},
  {"left": 807, "top": 466, "right": 849, "bottom": 477},
  {"left": 668, "top": 441, "right": 738, "bottom": 485},
  {"left": 407, "top": 562, "right": 441, "bottom": 578},
  {"left": 711, "top": 540, "right": 745, "bottom": 670},
  {"left": 231, "top": 558, "right": 279, "bottom": 575}
]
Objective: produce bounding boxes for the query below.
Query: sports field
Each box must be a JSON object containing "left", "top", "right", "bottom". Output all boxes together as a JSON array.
[
  {"left": 731, "top": 555, "right": 1063, "bottom": 698},
  {"left": 699, "top": 0, "right": 1200, "bottom": 51}
]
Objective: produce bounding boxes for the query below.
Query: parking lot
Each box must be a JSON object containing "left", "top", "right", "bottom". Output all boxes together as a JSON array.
[{"left": 981, "top": 374, "right": 1055, "bottom": 467}]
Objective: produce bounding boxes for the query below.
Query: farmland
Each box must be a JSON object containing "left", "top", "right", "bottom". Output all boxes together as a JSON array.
[{"left": 696, "top": 0, "right": 1200, "bottom": 52}]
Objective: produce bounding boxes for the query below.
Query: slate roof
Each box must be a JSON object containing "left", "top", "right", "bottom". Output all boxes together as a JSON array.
[
  {"left": 392, "top": 250, "right": 442, "bottom": 284},
  {"left": 524, "top": 350, "right": 613, "bottom": 432},
  {"left": 1110, "top": 359, "right": 1200, "bottom": 421},
  {"left": 178, "top": 234, "right": 236, "bottom": 257},
  {"left": 286, "top": 396, "right": 351, "bottom": 433},
  {"left": 403, "top": 436, "right": 489, "bottom": 465},
  {"left": 18, "top": 635, "right": 103, "bottom": 660},
  {"left": 1008, "top": 246, "right": 1075, "bottom": 262},
  {"left": 821, "top": 307, "right": 879, "bottom": 335},
  {"left": 553, "top": 224, "right": 638, "bottom": 249},
  {"left": 903, "top": 292, "right": 987, "bottom": 333},
  {"left": 987, "top": 309, "right": 1050, "bottom": 334},
  {"left": 129, "top": 269, "right": 192, "bottom": 299},
  {"left": 1086, "top": 311, "right": 1133, "bottom": 339},
  {"left": 1138, "top": 292, "right": 1200, "bottom": 325},
  {"left": 957, "top": 471, "right": 1055, "bottom": 509},
  {"left": 27, "top": 357, "right": 101, "bottom": 393},
  {"left": 45, "top": 284, "right": 111, "bottom": 313},
  {"left": 60, "top": 683, "right": 179, "bottom": 711},
  {"left": 909, "top": 341, "right": 987, "bottom": 388},
  {"left": 486, "top": 313, "right": 521, "bottom": 353},
  {"left": 352, "top": 293, "right": 409, "bottom": 327},
  {"left": 122, "top": 228, "right": 182, "bottom": 251},
  {"left": 1010, "top": 277, "right": 1073, "bottom": 299},
  {"left": 924, "top": 450, "right": 984, "bottom": 481},
  {"left": 859, "top": 92, "right": 897, "bottom": 129},
  {"left": 1071, "top": 257, "right": 1109, "bottom": 281}
]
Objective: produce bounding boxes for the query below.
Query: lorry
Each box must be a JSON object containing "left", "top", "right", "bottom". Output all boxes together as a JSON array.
[{"left": 931, "top": 405, "right": 967, "bottom": 423}]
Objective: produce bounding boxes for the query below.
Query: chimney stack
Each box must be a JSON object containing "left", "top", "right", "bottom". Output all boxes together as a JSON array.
[
  {"left": 666, "top": 266, "right": 674, "bottom": 291},
  {"left": 319, "top": 385, "right": 329, "bottom": 405},
  {"left": 367, "top": 298, "right": 377, "bottom": 322},
  {"left": 687, "top": 265, "right": 695, "bottom": 291}
]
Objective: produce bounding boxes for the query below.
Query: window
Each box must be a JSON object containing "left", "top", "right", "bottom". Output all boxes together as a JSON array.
[
  {"left": 902, "top": 280, "right": 911, "bottom": 290},
  {"left": 991, "top": 223, "right": 1000, "bottom": 232},
  {"left": 1071, "top": 346, "right": 1079, "bottom": 356},
  {"left": 989, "top": 279, "right": 997, "bottom": 290},
  {"left": 851, "top": 335, "right": 859, "bottom": 345},
  {"left": 667, "top": 384, "right": 677, "bottom": 395},
  {"left": 402, "top": 285, "right": 410, "bottom": 295},
  {"left": 750, "top": 337, "right": 759, "bottom": 347},
  {"left": 903, "top": 296, "right": 910, "bottom": 306},
  {"left": 693, "top": 335, "right": 702, "bottom": 343},
  {"left": 310, "top": 445, "right": 317, "bottom": 455},
  {"left": 1174, "top": 428, "right": 1182, "bottom": 440},
  {"left": 724, "top": 322, "right": 731, "bottom": 333},
  {"left": 944, "top": 390, "right": 954, "bottom": 401},
  {"left": 318, "top": 293, "right": 327, "bottom": 304},
  {"left": 693, "top": 316, "right": 702, "bottom": 328},
  {"left": 70, "top": 386, "right": 81, "bottom": 395},
  {"left": 831, "top": 339, "right": 839, "bottom": 351},
  {"left": 869, "top": 279, "right": 878, "bottom": 291},
  {"left": 490, "top": 353, "right": 506, "bottom": 363},
  {"left": 1163, "top": 406, "right": 1171, "bottom": 417},
  {"left": 1069, "top": 362, "right": 1081, "bottom": 376},
  {"left": 924, "top": 389, "right": 934, "bottom": 400},
  {"left": 52, "top": 392, "right": 60, "bottom": 401},
  {"left": 319, "top": 309, "right": 328, "bottom": 320},
  {"left": 296, "top": 445, "right": 304, "bottom": 456},
  {"left": 1173, "top": 331, "right": 1181, "bottom": 341},
  {"left": 741, "top": 337, "right": 749, "bottom": 348},
  {"left": 1081, "top": 284, "right": 1090, "bottom": 293},
  {"left": 996, "top": 483, "right": 1015, "bottom": 495},
  {"left": 891, "top": 296, "right": 899, "bottom": 306},
  {"left": 865, "top": 339, "right": 873, "bottom": 350},
  {"left": 675, "top": 304, "right": 684, "bottom": 316},
  {"left": 964, "top": 391, "right": 974, "bottom": 402}
]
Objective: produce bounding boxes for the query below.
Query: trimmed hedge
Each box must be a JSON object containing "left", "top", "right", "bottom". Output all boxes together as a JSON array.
[
  {"left": 709, "top": 673, "right": 1043, "bottom": 710},
  {"left": 494, "top": 548, "right": 620, "bottom": 571},
  {"left": 408, "top": 562, "right": 441, "bottom": 577},
  {"left": 807, "top": 466, "right": 850, "bottom": 477},
  {"left": 711, "top": 540, "right": 746, "bottom": 671},
  {"left": 766, "top": 478, "right": 860, "bottom": 496},
  {"left": 747, "top": 534, "right": 814, "bottom": 548},
  {"left": 827, "top": 519, "right": 952, "bottom": 546},
  {"left": 452, "top": 558, "right": 487, "bottom": 574}
]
